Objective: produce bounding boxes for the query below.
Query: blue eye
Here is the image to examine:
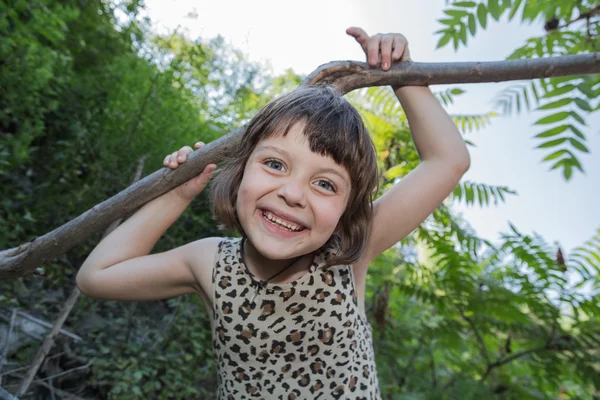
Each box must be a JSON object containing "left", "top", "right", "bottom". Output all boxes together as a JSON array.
[
  {"left": 315, "top": 180, "right": 336, "bottom": 193},
  {"left": 265, "top": 159, "right": 285, "bottom": 171}
]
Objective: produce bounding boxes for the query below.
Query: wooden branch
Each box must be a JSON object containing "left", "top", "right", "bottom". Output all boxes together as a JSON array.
[{"left": 1, "top": 53, "right": 599, "bottom": 280}]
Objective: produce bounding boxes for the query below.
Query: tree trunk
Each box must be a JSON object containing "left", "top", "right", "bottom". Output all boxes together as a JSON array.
[{"left": 1, "top": 53, "right": 599, "bottom": 280}]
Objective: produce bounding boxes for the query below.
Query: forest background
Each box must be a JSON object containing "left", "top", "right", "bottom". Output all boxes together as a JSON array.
[{"left": 0, "top": 0, "right": 599, "bottom": 399}]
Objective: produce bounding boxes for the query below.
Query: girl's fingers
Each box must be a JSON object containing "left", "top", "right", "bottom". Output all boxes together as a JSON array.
[
  {"left": 366, "top": 34, "right": 381, "bottom": 67},
  {"left": 346, "top": 27, "right": 369, "bottom": 52},
  {"left": 392, "top": 35, "right": 409, "bottom": 62},
  {"left": 165, "top": 141, "right": 208, "bottom": 168},
  {"left": 177, "top": 146, "right": 193, "bottom": 161},
  {"left": 380, "top": 36, "right": 394, "bottom": 70},
  {"left": 195, "top": 164, "right": 217, "bottom": 188}
]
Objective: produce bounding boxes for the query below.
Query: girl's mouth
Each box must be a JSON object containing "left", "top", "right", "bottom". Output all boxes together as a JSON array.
[{"left": 261, "top": 210, "right": 305, "bottom": 232}]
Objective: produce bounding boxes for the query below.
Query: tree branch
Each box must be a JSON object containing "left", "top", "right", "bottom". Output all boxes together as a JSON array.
[
  {"left": 1, "top": 53, "right": 599, "bottom": 280},
  {"left": 557, "top": 5, "right": 600, "bottom": 30},
  {"left": 460, "top": 310, "right": 490, "bottom": 365},
  {"left": 480, "top": 345, "right": 548, "bottom": 382}
]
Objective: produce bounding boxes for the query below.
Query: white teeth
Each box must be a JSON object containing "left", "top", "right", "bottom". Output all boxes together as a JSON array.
[{"left": 263, "top": 211, "right": 302, "bottom": 232}]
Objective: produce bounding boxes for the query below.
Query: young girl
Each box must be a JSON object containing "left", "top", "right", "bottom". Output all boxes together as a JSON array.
[{"left": 77, "top": 27, "right": 470, "bottom": 399}]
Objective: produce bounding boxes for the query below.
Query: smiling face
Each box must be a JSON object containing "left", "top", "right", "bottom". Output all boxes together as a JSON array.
[
  {"left": 210, "top": 86, "right": 379, "bottom": 267},
  {"left": 236, "top": 122, "right": 351, "bottom": 260}
]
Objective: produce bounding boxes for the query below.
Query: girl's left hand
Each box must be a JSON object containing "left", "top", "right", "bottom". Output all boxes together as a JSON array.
[{"left": 346, "top": 27, "right": 411, "bottom": 71}]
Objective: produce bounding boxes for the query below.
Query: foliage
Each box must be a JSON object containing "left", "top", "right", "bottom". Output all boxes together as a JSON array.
[
  {"left": 348, "top": 76, "right": 599, "bottom": 398},
  {"left": 0, "top": 0, "right": 598, "bottom": 399},
  {"left": 437, "top": 0, "right": 600, "bottom": 180}
]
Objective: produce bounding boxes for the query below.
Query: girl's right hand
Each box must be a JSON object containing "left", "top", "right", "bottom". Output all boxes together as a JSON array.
[{"left": 163, "top": 141, "right": 217, "bottom": 202}]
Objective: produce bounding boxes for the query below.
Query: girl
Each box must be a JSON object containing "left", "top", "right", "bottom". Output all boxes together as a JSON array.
[{"left": 77, "top": 27, "right": 470, "bottom": 399}]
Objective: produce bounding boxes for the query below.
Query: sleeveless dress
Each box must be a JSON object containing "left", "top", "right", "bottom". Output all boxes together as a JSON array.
[{"left": 211, "top": 238, "right": 381, "bottom": 400}]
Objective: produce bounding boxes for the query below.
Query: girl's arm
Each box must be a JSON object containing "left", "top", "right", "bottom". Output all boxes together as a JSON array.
[
  {"left": 347, "top": 28, "right": 470, "bottom": 266},
  {"left": 76, "top": 145, "right": 218, "bottom": 303},
  {"left": 363, "top": 85, "right": 470, "bottom": 262}
]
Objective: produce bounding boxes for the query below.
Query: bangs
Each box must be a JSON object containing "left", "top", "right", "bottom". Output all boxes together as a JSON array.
[{"left": 247, "top": 88, "right": 368, "bottom": 170}]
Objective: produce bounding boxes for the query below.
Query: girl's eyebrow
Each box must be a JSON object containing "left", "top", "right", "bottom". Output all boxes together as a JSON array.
[
  {"left": 257, "top": 145, "right": 291, "bottom": 158},
  {"left": 257, "top": 144, "right": 349, "bottom": 185},
  {"left": 316, "top": 168, "right": 350, "bottom": 186}
]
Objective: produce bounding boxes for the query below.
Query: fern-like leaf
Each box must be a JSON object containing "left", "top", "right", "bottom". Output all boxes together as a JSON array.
[{"left": 453, "top": 181, "right": 517, "bottom": 207}]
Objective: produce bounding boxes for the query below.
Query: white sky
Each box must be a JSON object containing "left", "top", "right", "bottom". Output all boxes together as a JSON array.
[{"left": 143, "top": 0, "right": 600, "bottom": 255}]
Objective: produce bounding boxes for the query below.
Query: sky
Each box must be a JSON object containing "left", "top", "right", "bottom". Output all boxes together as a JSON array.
[{"left": 142, "top": 0, "right": 599, "bottom": 255}]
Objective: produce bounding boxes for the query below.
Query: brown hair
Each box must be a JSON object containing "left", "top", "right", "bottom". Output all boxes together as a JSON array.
[{"left": 210, "top": 86, "right": 379, "bottom": 266}]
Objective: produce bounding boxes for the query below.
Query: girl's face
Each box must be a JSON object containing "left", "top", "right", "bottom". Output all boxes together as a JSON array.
[{"left": 236, "top": 122, "right": 351, "bottom": 261}]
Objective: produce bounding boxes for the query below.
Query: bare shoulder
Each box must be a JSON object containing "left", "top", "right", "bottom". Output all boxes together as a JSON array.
[{"left": 180, "top": 236, "right": 223, "bottom": 306}]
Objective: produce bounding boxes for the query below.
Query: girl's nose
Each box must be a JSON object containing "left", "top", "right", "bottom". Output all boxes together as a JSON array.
[{"left": 277, "top": 179, "right": 307, "bottom": 208}]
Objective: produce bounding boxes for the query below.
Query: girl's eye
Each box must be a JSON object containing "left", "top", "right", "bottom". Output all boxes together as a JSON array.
[
  {"left": 315, "top": 180, "right": 336, "bottom": 193},
  {"left": 265, "top": 159, "right": 285, "bottom": 171}
]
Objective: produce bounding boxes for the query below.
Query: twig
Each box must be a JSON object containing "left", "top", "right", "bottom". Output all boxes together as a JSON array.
[
  {"left": 0, "top": 353, "right": 66, "bottom": 379},
  {"left": 16, "top": 289, "right": 81, "bottom": 397},
  {"left": 0, "top": 308, "right": 81, "bottom": 342},
  {"left": 0, "top": 309, "right": 17, "bottom": 384},
  {"left": 8, "top": 372, "right": 88, "bottom": 400},
  {"left": 36, "top": 362, "right": 92, "bottom": 383},
  {"left": 16, "top": 158, "right": 146, "bottom": 397},
  {"left": 480, "top": 345, "right": 547, "bottom": 382},
  {"left": 557, "top": 5, "right": 600, "bottom": 29},
  {"left": 0, "top": 385, "right": 18, "bottom": 400},
  {"left": 396, "top": 341, "right": 424, "bottom": 388},
  {"left": 460, "top": 310, "right": 490, "bottom": 365}
]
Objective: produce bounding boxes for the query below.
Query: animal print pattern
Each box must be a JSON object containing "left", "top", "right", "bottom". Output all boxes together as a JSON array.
[{"left": 211, "top": 238, "right": 381, "bottom": 399}]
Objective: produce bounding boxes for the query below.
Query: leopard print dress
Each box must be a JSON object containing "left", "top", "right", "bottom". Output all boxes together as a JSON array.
[{"left": 211, "top": 238, "right": 381, "bottom": 400}]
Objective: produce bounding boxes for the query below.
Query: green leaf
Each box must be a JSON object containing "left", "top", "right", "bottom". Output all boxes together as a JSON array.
[
  {"left": 444, "top": 9, "right": 470, "bottom": 18},
  {"left": 573, "top": 98, "right": 593, "bottom": 112},
  {"left": 563, "top": 164, "right": 573, "bottom": 180},
  {"left": 534, "top": 112, "right": 569, "bottom": 125},
  {"left": 459, "top": 23, "right": 468, "bottom": 44},
  {"left": 436, "top": 18, "right": 460, "bottom": 26},
  {"left": 569, "top": 111, "right": 586, "bottom": 125},
  {"left": 542, "top": 149, "right": 568, "bottom": 161},
  {"left": 509, "top": 0, "right": 523, "bottom": 20},
  {"left": 537, "top": 98, "right": 572, "bottom": 110},
  {"left": 542, "top": 84, "right": 576, "bottom": 98},
  {"left": 384, "top": 164, "right": 405, "bottom": 180},
  {"left": 436, "top": 34, "right": 452, "bottom": 48},
  {"left": 569, "top": 138, "right": 589, "bottom": 153},
  {"left": 439, "top": 18, "right": 460, "bottom": 26},
  {"left": 537, "top": 138, "right": 568, "bottom": 148},
  {"left": 477, "top": 3, "right": 488, "bottom": 28},
  {"left": 468, "top": 13, "right": 477, "bottom": 35},
  {"left": 567, "top": 124, "right": 585, "bottom": 139},
  {"left": 450, "top": 88, "right": 465, "bottom": 95},
  {"left": 453, "top": 1, "right": 477, "bottom": 7},
  {"left": 488, "top": 0, "right": 501, "bottom": 20},
  {"left": 578, "top": 82, "right": 596, "bottom": 99},
  {"left": 535, "top": 125, "right": 568, "bottom": 138}
]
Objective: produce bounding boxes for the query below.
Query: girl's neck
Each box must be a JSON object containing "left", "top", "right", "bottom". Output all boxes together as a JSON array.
[{"left": 242, "top": 238, "right": 314, "bottom": 283}]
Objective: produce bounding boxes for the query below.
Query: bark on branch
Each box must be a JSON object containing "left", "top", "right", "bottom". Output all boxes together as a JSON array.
[{"left": 1, "top": 53, "right": 599, "bottom": 280}]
